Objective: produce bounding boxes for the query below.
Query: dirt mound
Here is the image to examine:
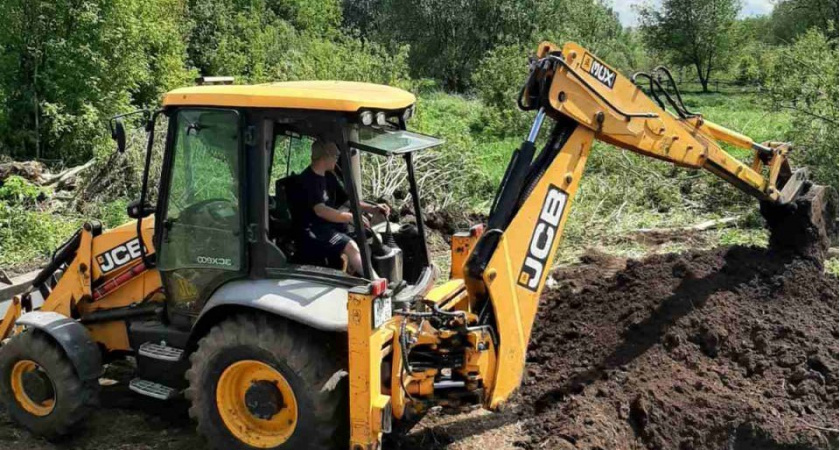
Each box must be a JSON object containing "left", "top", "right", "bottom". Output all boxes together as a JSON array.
[{"left": 517, "top": 246, "right": 838, "bottom": 449}]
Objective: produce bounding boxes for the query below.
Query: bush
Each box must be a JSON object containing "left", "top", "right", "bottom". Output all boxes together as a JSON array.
[
  {"left": 472, "top": 45, "right": 533, "bottom": 137},
  {"left": 767, "top": 30, "right": 839, "bottom": 192},
  {"left": 733, "top": 43, "right": 778, "bottom": 86},
  {"left": 0, "top": 0, "right": 193, "bottom": 165},
  {"left": 0, "top": 201, "right": 83, "bottom": 268},
  {"left": 0, "top": 176, "right": 47, "bottom": 207}
]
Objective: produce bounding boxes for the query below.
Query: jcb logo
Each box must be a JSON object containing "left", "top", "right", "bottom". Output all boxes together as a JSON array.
[
  {"left": 518, "top": 185, "right": 568, "bottom": 292},
  {"left": 97, "top": 238, "right": 143, "bottom": 274},
  {"left": 581, "top": 53, "right": 616, "bottom": 89}
]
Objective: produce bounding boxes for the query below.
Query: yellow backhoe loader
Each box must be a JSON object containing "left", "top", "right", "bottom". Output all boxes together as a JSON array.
[{"left": 0, "top": 42, "right": 827, "bottom": 449}]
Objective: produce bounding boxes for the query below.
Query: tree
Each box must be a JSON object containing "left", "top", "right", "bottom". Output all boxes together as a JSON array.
[
  {"left": 343, "top": 0, "right": 538, "bottom": 91},
  {"left": 769, "top": 0, "right": 838, "bottom": 44},
  {"left": 0, "top": 0, "right": 192, "bottom": 164},
  {"left": 767, "top": 30, "right": 839, "bottom": 191},
  {"left": 638, "top": 0, "right": 740, "bottom": 92},
  {"left": 344, "top": 0, "right": 626, "bottom": 92}
]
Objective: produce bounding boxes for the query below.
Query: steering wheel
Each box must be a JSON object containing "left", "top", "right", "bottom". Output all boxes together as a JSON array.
[{"left": 177, "top": 198, "right": 236, "bottom": 228}]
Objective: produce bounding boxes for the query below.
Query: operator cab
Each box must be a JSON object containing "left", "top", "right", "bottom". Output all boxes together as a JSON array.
[
  {"left": 267, "top": 125, "right": 443, "bottom": 284},
  {"left": 122, "top": 81, "right": 443, "bottom": 326}
]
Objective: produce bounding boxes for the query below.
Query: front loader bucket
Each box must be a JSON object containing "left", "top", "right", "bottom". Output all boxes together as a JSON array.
[{"left": 761, "top": 182, "right": 835, "bottom": 259}]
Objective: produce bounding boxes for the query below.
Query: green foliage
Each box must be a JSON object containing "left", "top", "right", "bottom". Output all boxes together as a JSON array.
[
  {"left": 0, "top": 0, "right": 193, "bottom": 164},
  {"left": 767, "top": 30, "right": 839, "bottom": 191},
  {"left": 185, "top": 0, "right": 390, "bottom": 83},
  {"left": 639, "top": 0, "right": 740, "bottom": 92},
  {"left": 360, "top": 0, "right": 536, "bottom": 90},
  {"left": 0, "top": 201, "right": 83, "bottom": 268},
  {"left": 472, "top": 45, "right": 532, "bottom": 137},
  {"left": 0, "top": 176, "right": 47, "bottom": 206},
  {"left": 408, "top": 92, "right": 493, "bottom": 208},
  {"left": 346, "top": 0, "right": 626, "bottom": 91},
  {"left": 733, "top": 44, "right": 778, "bottom": 86},
  {"left": 531, "top": 0, "right": 626, "bottom": 60},
  {"left": 729, "top": 18, "right": 780, "bottom": 85},
  {"left": 769, "top": 0, "right": 838, "bottom": 44}
]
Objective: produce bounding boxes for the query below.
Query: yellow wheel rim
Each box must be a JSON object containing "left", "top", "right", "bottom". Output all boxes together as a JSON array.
[
  {"left": 10, "top": 360, "right": 55, "bottom": 417},
  {"left": 216, "top": 360, "right": 298, "bottom": 448}
]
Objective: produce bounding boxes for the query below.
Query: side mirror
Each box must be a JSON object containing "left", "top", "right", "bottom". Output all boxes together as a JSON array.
[
  {"left": 111, "top": 118, "right": 127, "bottom": 153},
  {"left": 127, "top": 198, "right": 155, "bottom": 219}
]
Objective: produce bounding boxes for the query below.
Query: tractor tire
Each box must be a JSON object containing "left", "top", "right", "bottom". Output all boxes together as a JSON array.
[
  {"left": 0, "top": 330, "right": 99, "bottom": 440},
  {"left": 186, "top": 314, "right": 348, "bottom": 450}
]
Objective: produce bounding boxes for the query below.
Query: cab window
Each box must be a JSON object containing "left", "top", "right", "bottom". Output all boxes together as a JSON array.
[
  {"left": 268, "top": 134, "right": 314, "bottom": 195},
  {"left": 158, "top": 109, "right": 242, "bottom": 272}
]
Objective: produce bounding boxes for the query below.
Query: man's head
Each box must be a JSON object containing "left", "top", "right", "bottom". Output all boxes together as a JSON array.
[{"left": 311, "top": 140, "right": 340, "bottom": 172}]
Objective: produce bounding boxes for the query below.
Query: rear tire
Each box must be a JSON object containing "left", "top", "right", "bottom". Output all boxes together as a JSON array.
[
  {"left": 186, "top": 314, "right": 347, "bottom": 450},
  {"left": 0, "top": 330, "right": 99, "bottom": 439}
]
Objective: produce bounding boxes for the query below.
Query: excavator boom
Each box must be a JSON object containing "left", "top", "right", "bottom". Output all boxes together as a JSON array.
[{"left": 348, "top": 41, "right": 826, "bottom": 448}]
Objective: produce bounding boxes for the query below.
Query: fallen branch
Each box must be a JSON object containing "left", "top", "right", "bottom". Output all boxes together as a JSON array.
[
  {"left": 795, "top": 417, "right": 839, "bottom": 434},
  {"left": 42, "top": 159, "right": 95, "bottom": 188},
  {"left": 635, "top": 216, "right": 741, "bottom": 234}
]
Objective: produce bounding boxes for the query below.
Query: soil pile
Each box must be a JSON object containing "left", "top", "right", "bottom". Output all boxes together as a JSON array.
[{"left": 518, "top": 246, "right": 838, "bottom": 449}]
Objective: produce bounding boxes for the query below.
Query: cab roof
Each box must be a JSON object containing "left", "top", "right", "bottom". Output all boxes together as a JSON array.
[{"left": 162, "top": 80, "right": 416, "bottom": 112}]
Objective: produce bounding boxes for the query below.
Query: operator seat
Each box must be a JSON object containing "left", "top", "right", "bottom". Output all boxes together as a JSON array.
[{"left": 276, "top": 174, "right": 345, "bottom": 270}]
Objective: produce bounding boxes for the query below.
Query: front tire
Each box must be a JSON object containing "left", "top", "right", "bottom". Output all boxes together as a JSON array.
[
  {"left": 186, "top": 314, "right": 347, "bottom": 450},
  {"left": 0, "top": 330, "right": 99, "bottom": 439}
]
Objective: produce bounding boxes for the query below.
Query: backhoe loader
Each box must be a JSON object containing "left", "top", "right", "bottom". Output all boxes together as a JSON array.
[{"left": 0, "top": 42, "right": 828, "bottom": 449}]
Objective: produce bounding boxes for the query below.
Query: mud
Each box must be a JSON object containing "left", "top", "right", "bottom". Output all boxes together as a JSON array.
[{"left": 517, "top": 245, "right": 838, "bottom": 449}]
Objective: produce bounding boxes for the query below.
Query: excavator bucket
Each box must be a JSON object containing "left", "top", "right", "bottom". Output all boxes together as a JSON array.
[{"left": 761, "top": 182, "right": 835, "bottom": 259}]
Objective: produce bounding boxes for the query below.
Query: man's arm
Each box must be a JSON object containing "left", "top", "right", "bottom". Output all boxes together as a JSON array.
[
  {"left": 314, "top": 203, "right": 352, "bottom": 224},
  {"left": 314, "top": 203, "right": 372, "bottom": 228},
  {"left": 360, "top": 201, "right": 390, "bottom": 217}
]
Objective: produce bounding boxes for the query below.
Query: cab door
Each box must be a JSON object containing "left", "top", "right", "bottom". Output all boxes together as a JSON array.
[{"left": 156, "top": 108, "right": 246, "bottom": 321}]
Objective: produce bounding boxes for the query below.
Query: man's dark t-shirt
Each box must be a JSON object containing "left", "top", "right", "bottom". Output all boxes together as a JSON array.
[
  {"left": 299, "top": 166, "right": 331, "bottom": 228},
  {"left": 297, "top": 167, "right": 351, "bottom": 259}
]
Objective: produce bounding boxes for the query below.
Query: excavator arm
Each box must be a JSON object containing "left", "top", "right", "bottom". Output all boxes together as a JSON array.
[
  {"left": 350, "top": 41, "right": 823, "bottom": 448},
  {"left": 529, "top": 42, "right": 802, "bottom": 202},
  {"left": 460, "top": 40, "right": 816, "bottom": 407}
]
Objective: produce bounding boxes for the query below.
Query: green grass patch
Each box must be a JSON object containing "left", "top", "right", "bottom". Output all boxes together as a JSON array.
[{"left": 0, "top": 203, "right": 85, "bottom": 270}]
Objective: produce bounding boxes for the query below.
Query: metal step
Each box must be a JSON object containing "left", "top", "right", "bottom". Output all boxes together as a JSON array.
[
  {"left": 138, "top": 341, "right": 184, "bottom": 362},
  {"left": 129, "top": 378, "right": 178, "bottom": 400}
]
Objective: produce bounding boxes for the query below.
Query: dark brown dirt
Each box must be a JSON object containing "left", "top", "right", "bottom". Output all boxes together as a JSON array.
[
  {"left": 517, "top": 245, "right": 839, "bottom": 449},
  {"left": 762, "top": 183, "right": 835, "bottom": 260}
]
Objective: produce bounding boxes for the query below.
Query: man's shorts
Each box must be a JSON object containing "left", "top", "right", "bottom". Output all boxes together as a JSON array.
[{"left": 302, "top": 224, "right": 352, "bottom": 260}]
